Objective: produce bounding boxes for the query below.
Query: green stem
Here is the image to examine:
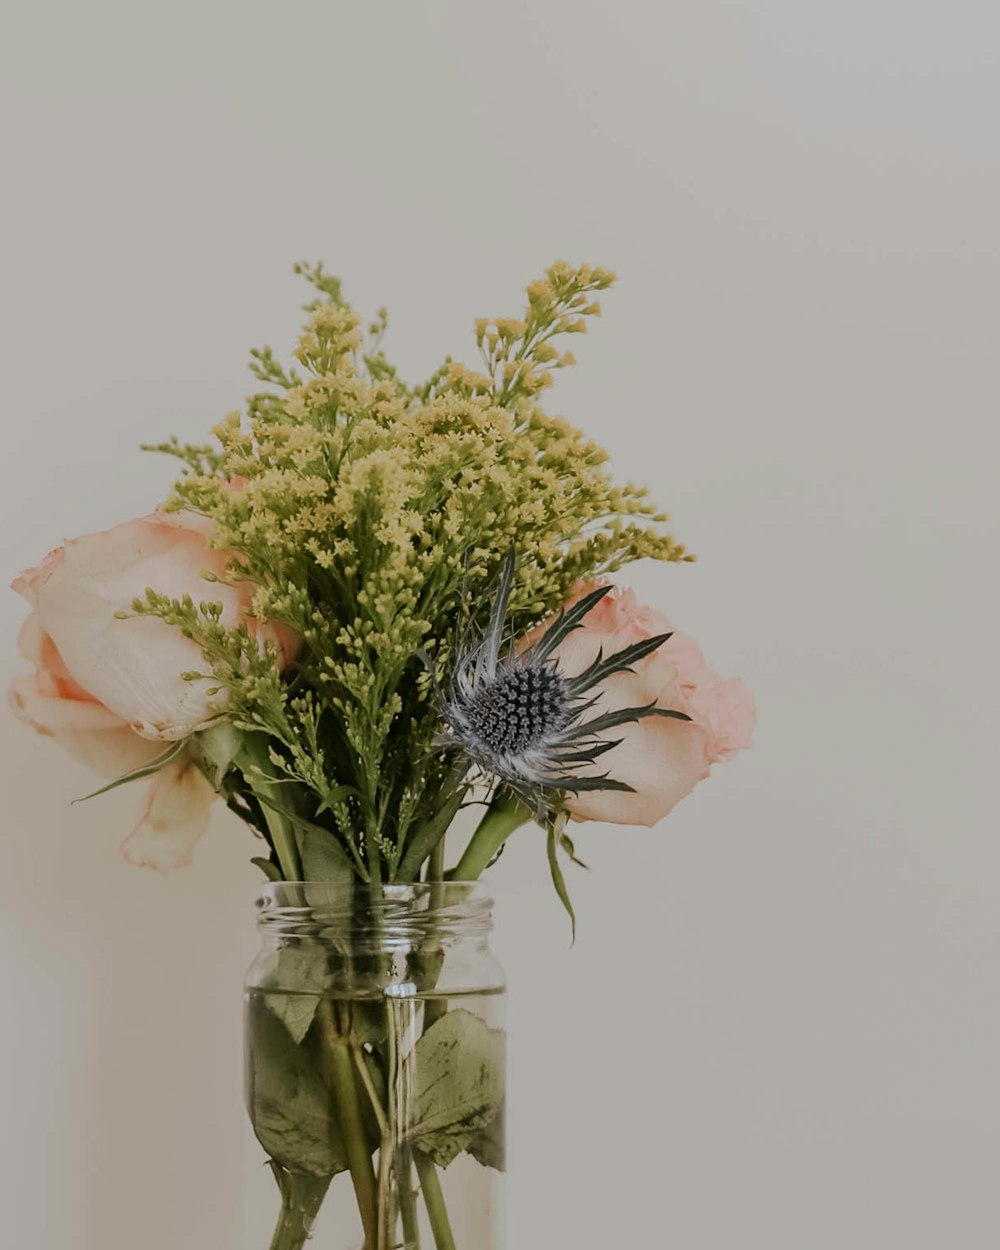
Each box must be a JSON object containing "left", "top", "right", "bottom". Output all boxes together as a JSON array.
[
  {"left": 352, "top": 1042, "right": 388, "bottom": 1138},
  {"left": 448, "top": 795, "right": 531, "bottom": 881},
  {"left": 421, "top": 836, "right": 449, "bottom": 1032},
  {"left": 414, "top": 1149, "right": 458, "bottom": 1250},
  {"left": 412, "top": 839, "right": 456, "bottom": 1248},
  {"left": 317, "top": 1002, "right": 380, "bottom": 1248},
  {"left": 426, "top": 835, "right": 446, "bottom": 888},
  {"left": 239, "top": 734, "right": 302, "bottom": 880},
  {"left": 396, "top": 1146, "right": 422, "bottom": 1249},
  {"left": 267, "top": 1166, "right": 331, "bottom": 1250},
  {"left": 396, "top": 781, "right": 467, "bottom": 882}
]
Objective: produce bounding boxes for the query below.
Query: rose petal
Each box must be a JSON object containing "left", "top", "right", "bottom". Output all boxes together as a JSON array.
[
  {"left": 11, "top": 546, "right": 65, "bottom": 607},
  {"left": 524, "top": 581, "right": 754, "bottom": 826},
  {"left": 35, "top": 520, "right": 236, "bottom": 739},
  {"left": 13, "top": 508, "right": 298, "bottom": 749},
  {"left": 8, "top": 673, "right": 165, "bottom": 779},
  {"left": 18, "top": 616, "right": 102, "bottom": 703},
  {"left": 566, "top": 716, "right": 711, "bottom": 826},
  {"left": 121, "top": 758, "right": 216, "bottom": 872}
]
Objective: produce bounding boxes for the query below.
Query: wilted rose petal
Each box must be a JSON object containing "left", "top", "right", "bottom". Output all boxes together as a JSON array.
[{"left": 121, "top": 757, "right": 217, "bottom": 872}]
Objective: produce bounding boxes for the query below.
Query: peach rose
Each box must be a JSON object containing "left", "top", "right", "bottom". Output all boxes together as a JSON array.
[
  {"left": 9, "top": 508, "right": 295, "bottom": 869},
  {"left": 531, "top": 582, "right": 754, "bottom": 826}
]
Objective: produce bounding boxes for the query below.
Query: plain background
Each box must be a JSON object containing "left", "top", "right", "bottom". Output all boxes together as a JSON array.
[{"left": 1, "top": 2, "right": 998, "bottom": 1247}]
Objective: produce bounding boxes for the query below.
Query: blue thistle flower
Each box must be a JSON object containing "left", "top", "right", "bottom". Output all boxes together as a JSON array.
[{"left": 440, "top": 553, "right": 690, "bottom": 814}]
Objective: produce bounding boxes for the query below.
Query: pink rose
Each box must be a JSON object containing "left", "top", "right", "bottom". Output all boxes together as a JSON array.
[
  {"left": 529, "top": 582, "right": 755, "bottom": 826},
  {"left": 9, "top": 508, "right": 295, "bottom": 869},
  {"left": 10, "top": 612, "right": 167, "bottom": 780}
]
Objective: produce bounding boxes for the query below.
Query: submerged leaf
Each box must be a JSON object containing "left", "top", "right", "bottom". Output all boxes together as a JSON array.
[
  {"left": 246, "top": 999, "right": 349, "bottom": 1177},
  {"left": 467, "top": 1098, "right": 506, "bottom": 1171},
  {"left": 263, "top": 944, "right": 333, "bottom": 1044},
  {"left": 267, "top": 1164, "right": 332, "bottom": 1244},
  {"left": 406, "top": 1009, "right": 505, "bottom": 1168}
]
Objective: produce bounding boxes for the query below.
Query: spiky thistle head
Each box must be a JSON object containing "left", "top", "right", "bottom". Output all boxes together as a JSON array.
[{"left": 439, "top": 552, "right": 690, "bottom": 815}]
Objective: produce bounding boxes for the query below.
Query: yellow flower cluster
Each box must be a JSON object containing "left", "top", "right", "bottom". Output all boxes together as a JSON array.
[{"left": 145, "top": 262, "right": 691, "bottom": 878}]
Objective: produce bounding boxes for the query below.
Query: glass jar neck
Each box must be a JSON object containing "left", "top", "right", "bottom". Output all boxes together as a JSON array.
[{"left": 255, "top": 881, "right": 494, "bottom": 951}]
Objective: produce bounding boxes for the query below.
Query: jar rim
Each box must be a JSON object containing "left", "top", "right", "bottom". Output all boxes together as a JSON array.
[{"left": 255, "top": 881, "right": 495, "bottom": 936}]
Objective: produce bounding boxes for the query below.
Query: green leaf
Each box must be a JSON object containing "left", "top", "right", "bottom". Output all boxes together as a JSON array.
[
  {"left": 267, "top": 1164, "right": 332, "bottom": 1244},
  {"left": 260, "top": 943, "right": 386, "bottom": 1048},
  {"left": 547, "top": 819, "right": 576, "bottom": 942},
  {"left": 246, "top": 998, "right": 350, "bottom": 1177},
  {"left": 253, "top": 793, "right": 355, "bottom": 887},
  {"left": 559, "top": 831, "right": 589, "bottom": 870},
  {"left": 251, "top": 856, "right": 283, "bottom": 882},
  {"left": 467, "top": 1098, "right": 506, "bottom": 1171},
  {"left": 71, "top": 739, "right": 188, "bottom": 803},
  {"left": 396, "top": 779, "right": 469, "bottom": 882},
  {"left": 298, "top": 827, "right": 354, "bottom": 889},
  {"left": 314, "top": 783, "right": 361, "bottom": 816},
  {"left": 263, "top": 944, "right": 333, "bottom": 1044},
  {"left": 406, "top": 1009, "right": 505, "bottom": 1168}
]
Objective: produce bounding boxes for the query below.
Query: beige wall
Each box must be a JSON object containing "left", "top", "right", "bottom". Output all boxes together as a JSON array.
[{"left": 1, "top": 2, "right": 998, "bottom": 1247}]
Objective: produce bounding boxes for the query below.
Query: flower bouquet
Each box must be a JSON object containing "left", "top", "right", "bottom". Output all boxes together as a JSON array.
[{"left": 10, "top": 262, "right": 753, "bottom": 1249}]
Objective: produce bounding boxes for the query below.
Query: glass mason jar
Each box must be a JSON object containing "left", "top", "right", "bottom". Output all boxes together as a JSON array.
[{"left": 243, "top": 883, "right": 506, "bottom": 1250}]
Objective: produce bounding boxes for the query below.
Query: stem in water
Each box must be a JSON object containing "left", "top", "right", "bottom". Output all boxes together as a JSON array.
[{"left": 267, "top": 1165, "right": 331, "bottom": 1250}]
